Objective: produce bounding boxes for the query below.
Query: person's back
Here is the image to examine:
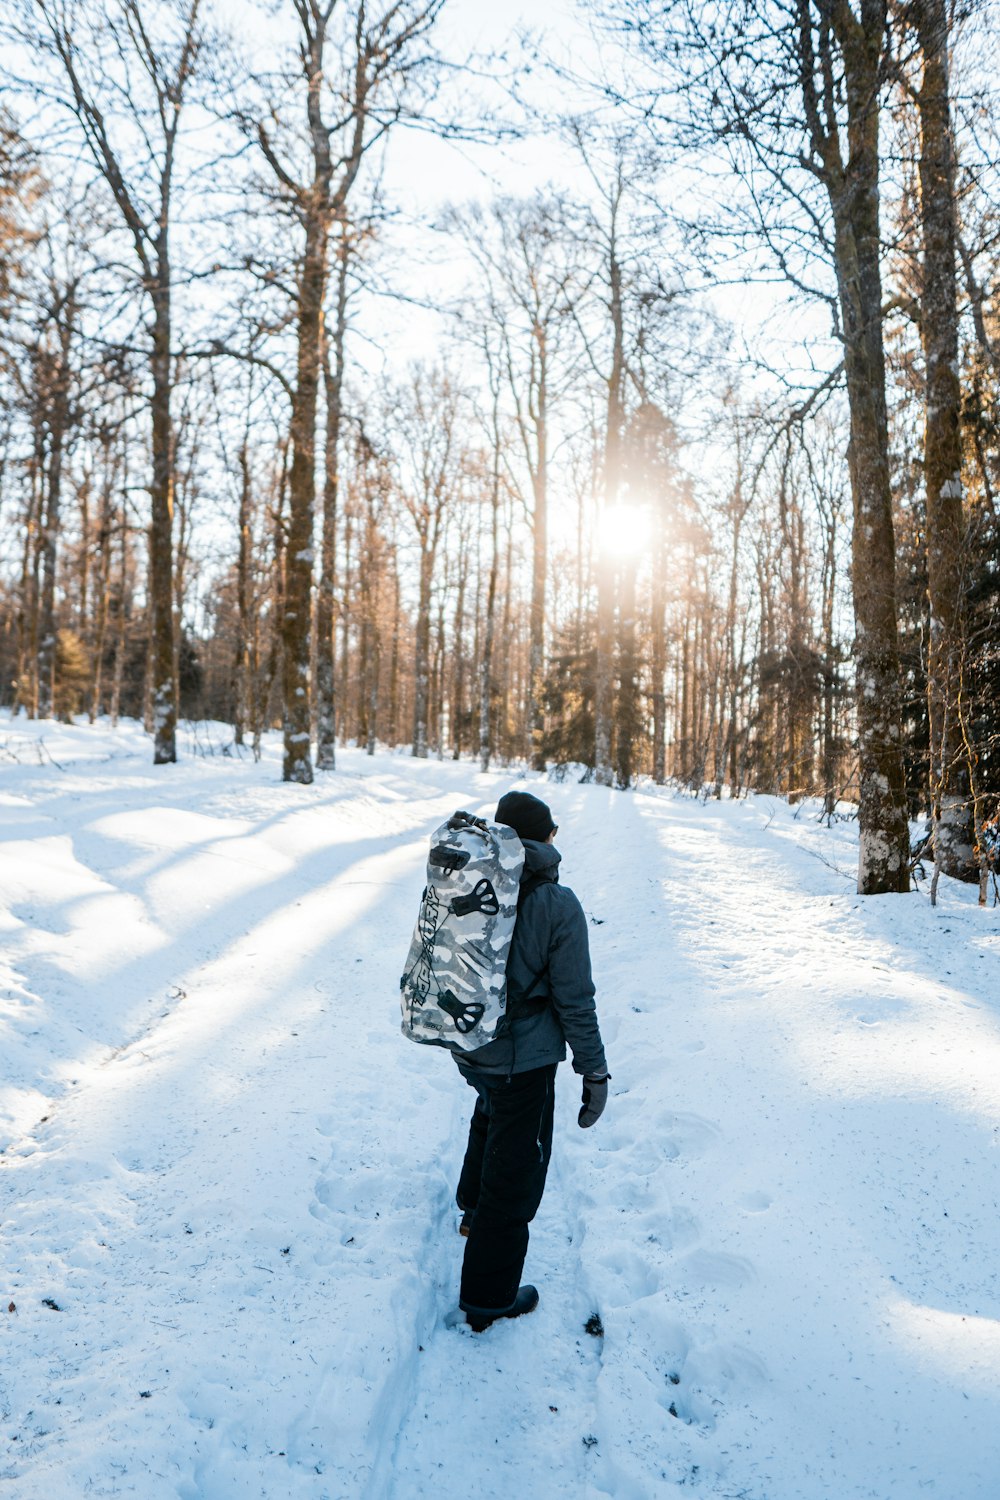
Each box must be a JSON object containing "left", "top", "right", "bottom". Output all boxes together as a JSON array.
[{"left": 452, "top": 790, "right": 610, "bottom": 1331}]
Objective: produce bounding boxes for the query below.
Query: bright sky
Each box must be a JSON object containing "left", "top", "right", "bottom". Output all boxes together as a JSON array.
[
  {"left": 354, "top": 0, "right": 613, "bottom": 369},
  {"left": 359, "top": 0, "right": 834, "bottom": 400}
]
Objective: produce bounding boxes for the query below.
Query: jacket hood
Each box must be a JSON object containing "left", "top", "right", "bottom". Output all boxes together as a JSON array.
[{"left": 520, "top": 838, "right": 561, "bottom": 882}]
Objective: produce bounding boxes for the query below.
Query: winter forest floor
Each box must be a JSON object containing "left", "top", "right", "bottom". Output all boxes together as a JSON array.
[{"left": 1, "top": 713, "right": 999, "bottom": 1500}]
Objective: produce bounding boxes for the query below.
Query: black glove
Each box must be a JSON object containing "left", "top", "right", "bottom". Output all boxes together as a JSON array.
[{"left": 578, "top": 1074, "right": 610, "bottom": 1128}]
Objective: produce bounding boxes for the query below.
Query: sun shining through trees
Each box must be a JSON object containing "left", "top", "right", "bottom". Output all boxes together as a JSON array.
[
  {"left": 596, "top": 502, "right": 652, "bottom": 561},
  {"left": 0, "top": 0, "right": 998, "bottom": 898}
]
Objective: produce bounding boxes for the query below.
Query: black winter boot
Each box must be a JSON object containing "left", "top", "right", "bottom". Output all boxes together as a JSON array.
[{"left": 459, "top": 1284, "right": 539, "bottom": 1333}]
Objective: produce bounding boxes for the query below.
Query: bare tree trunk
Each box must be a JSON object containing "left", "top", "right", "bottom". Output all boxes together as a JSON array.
[
  {"left": 914, "top": 0, "right": 975, "bottom": 885},
  {"left": 500, "top": 493, "right": 514, "bottom": 759},
  {"left": 36, "top": 469, "right": 59, "bottom": 719},
  {"left": 110, "top": 497, "right": 128, "bottom": 728},
  {"left": 819, "top": 492, "right": 840, "bottom": 819},
  {"left": 479, "top": 391, "right": 502, "bottom": 772},
  {"left": 650, "top": 508, "right": 667, "bottom": 784},
  {"left": 412, "top": 543, "right": 433, "bottom": 758},
  {"left": 281, "top": 202, "right": 326, "bottom": 783},
  {"left": 37, "top": 302, "right": 74, "bottom": 719},
  {"left": 78, "top": 470, "right": 90, "bottom": 637},
  {"left": 433, "top": 592, "right": 446, "bottom": 757},
  {"left": 527, "top": 337, "right": 548, "bottom": 770},
  {"left": 366, "top": 621, "right": 380, "bottom": 756},
  {"left": 339, "top": 499, "right": 353, "bottom": 726},
  {"left": 253, "top": 0, "right": 441, "bottom": 778},
  {"left": 316, "top": 226, "right": 349, "bottom": 770},
  {"left": 13, "top": 453, "right": 42, "bottom": 717},
  {"left": 452, "top": 542, "right": 468, "bottom": 760},
  {"left": 90, "top": 454, "right": 116, "bottom": 722},
  {"left": 255, "top": 449, "right": 289, "bottom": 758},
  {"left": 233, "top": 435, "right": 252, "bottom": 746},
  {"left": 802, "top": 3, "right": 911, "bottom": 891},
  {"left": 389, "top": 552, "right": 401, "bottom": 747},
  {"left": 679, "top": 607, "right": 692, "bottom": 783},
  {"left": 594, "top": 217, "right": 625, "bottom": 788},
  {"left": 716, "top": 442, "right": 748, "bottom": 798},
  {"left": 615, "top": 558, "right": 638, "bottom": 787}
]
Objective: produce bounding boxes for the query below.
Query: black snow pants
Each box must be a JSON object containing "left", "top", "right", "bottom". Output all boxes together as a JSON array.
[{"left": 456, "top": 1063, "right": 557, "bottom": 1311}]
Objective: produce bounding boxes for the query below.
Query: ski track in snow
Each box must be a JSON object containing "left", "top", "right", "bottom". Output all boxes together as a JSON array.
[{"left": 2, "top": 716, "right": 1000, "bottom": 1499}]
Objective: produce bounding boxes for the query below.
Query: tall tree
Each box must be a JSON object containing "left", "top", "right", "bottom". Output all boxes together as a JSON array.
[
  {"left": 592, "top": 160, "right": 625, "bottom": 788},
  {"left": 393, "top": 368, "right": 460, "bottom": 757},
  {"left": 316, "top": 221, "right": 352, "bottom": 770},
  {"left": 909, "top": 0, "right": 975, "bottom": 886},
  {"left": 32, "top": 261, "right": 81, "bottom": 718},
  {"left": 20, "top": 0, "right": 206, "bottom": 763},
  {"left": 475, "top": 334, "right": 510, "bottom": 773},
  {"left": 248, "top": 0, "right": 441, "bottom": 784},
  {"left": 621, "top": 0, "right": 912, "bottom": 891},
  {"left": 457, "top": 195, "right": 579, "bottom": 769}
]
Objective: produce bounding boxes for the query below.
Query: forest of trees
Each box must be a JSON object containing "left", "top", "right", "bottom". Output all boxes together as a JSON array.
[{"left": 1, "top": 0, "right": 998, "bottom": 900}]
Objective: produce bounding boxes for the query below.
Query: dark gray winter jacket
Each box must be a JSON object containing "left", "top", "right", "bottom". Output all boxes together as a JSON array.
[{"left": 455, "top": 839, "right": 608, "bottom": 1079}]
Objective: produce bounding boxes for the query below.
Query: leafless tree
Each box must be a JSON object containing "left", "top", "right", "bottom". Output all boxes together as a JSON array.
[
  {"left": 16, "top": 0, "right": 208, "bottom": 763},
  {"left": 245, "top": 0, "right": 442, "bottom": 783},
  {"left": 617, "top": 0, "right": 912, "bottom": 891}
]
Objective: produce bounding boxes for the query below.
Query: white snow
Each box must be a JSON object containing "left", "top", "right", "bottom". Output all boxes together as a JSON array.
[{"left": 2, "top": 713, "right": 999, "bottom": 1499}]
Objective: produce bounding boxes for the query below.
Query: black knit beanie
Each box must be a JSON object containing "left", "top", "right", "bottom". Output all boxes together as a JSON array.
[{"left": 495, "top": 790, "right": 557, "bottom": 844}]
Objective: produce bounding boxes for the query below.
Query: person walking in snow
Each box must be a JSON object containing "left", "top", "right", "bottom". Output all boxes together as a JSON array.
[{"left": 454, "top": 789, "right": 610, "bottom": 1332}]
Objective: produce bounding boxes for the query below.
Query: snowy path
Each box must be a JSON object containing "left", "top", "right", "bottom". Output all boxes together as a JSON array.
[{"left": 2, "top": 718, "right": 1000, "bottom": 1499}]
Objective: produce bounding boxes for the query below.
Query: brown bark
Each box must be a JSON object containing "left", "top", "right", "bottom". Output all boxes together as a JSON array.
[
  {"left": 316, "top": 225, "right": 350, "bottom": 770},
  {"left": 233, "top": 434, "right": 253, "bottom": 746},
  {"left": 13, "top": 448, "right": 42, "bottom": 717},
  {"left": 89, "top": 434, "right": 119, "bottom": 722},
  {"left": 149, "top": 277, "right": 175, "bottom": 760},
  {"left": 799, "top": 0, "right": 910, "bottom": 891},
  {"left": 412, "top": 541, "right": 434, "bottom": 757},
  {"left": 282, "top": 207, "right": 325, "bottom": 783},
  {"left": 650, "top": 499, "right": 667, "bottom": 785},
  {"left": 256, "top": 0, "right": 441, "bottom": 781},
  {"left": 36, "top": 291, "right": 76, "bottom": 718},
  {"left": 451, "top": 536, "right": 468, "bottom": 760},
  {"left": 716, "top": 455, "right": 748, "bottom": 800},
  {"left": 594, "top": 193, "right": 625, "bottom": 789},
  {"left": 615, "top": 556, "right": 638, "bottom": 787},
  {"left": 479, "top": 380, "right": 502, "bottom": 772},
  {"left": 914, "top": 0, "right": 975, "bottom": 883},
  {"left": 527, "top": 360, "right": 548, "bottom": 771},
  {"left": 388, "top": 552, "right": 401, "bottom": 747}
]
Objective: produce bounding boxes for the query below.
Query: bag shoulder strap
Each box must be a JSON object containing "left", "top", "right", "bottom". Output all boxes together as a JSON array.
[
  {"left": 508, "top": 877, "right": 552, "bottom": 1010},
  {"left": 517, "top": 870, "right": 551, "bottom": 910}
]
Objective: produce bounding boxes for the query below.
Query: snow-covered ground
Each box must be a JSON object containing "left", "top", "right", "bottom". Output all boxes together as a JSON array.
[{"left": 2, "top": 713, "right": 999, "bottom": 1500}]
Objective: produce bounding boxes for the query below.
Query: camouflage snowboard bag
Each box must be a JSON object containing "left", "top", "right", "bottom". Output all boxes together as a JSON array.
[{"left": 400, "top": 810, "right": 524, "bottom": 1053}]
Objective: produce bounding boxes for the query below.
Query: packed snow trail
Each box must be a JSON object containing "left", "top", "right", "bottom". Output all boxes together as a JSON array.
[{"left": 2, "top": 717, "right": 999, "bottom": 1499}]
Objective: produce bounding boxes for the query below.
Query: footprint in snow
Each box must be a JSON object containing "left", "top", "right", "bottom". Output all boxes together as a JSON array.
[
  {"left": 655, "top": 1111, "right": 721, "bottom": 1162},
  {"left": 676, "top": 1248, "right": 756, "bottom": 1289},
  {"left": 737, "top": 1190, "right": 772, "bottom": 1214},
  {"left": 592, "top": 1247, "right": 662, "bottom": 1303}
]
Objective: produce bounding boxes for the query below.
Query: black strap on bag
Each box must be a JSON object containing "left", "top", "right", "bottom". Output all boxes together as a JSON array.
[
  {"left": 506, "top": 877, "right": 551, "bottom": 1019},
  {"left": 516, "top": 870, "right": 550, "bottom": 909}
]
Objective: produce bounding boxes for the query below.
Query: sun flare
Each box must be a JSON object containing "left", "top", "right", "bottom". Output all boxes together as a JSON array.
[{"left": 597, "top": 502, "right": 653, "bottom": 559}]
